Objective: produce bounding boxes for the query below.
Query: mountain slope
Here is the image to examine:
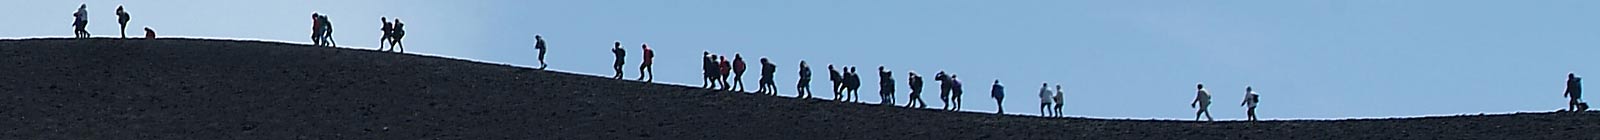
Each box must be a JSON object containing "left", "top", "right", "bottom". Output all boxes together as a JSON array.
[{"left": 0, "top": 38, "right": 1596, "bottom": 139}]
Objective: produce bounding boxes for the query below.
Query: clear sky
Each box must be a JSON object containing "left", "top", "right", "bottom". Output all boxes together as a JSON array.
[{"left": 4, "top": 0, "right": 1598, "bottom": 120}]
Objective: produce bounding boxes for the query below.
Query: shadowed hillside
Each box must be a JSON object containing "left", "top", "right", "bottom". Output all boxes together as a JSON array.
[{"left": 1, "top": 38, "right": 1597, "bottom": 139}]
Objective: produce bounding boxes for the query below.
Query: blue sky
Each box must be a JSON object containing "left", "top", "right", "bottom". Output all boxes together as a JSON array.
[{"left": 4, "top": 0, "right": 1597, "bottom": 120}]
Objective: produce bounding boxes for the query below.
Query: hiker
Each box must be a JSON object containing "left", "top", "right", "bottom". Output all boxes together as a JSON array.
[
  {"left": 534, "top": 35, "right": 548, "bottom": 69},
  {"left": 381, "top": 17, "right": 394, "bottom": 50},
  {"left": 637, "top": 43, "right": 653, "bottom": 81},
  {"left": 73, "top": 4, "right": 89, "bottom": 38},
  {"left": 319, "top": 15, "right": 336, "bottom": 47},
  {"left": 116, "top": 5, "right": 130, "bottom": 39},
  {"left": 1567, "top": 73, "right": 1584, "bottom": 111},
  {"left": 1040, "top": 82, "right": 1054, "bottom": 117},
  {"left": 950, "top": 74, "right": 964, "bottom": 111},
  {"left": 1190, "top": 83, "right": 1214, "bottom": 121},
  {"left": 719, "top": 56, "right": 732, "bottom": 91},
  {"left": 733, "top": 53, "right": 747, "bottom": 91},
  {"left": 390, "top": 19, "right": 406, "bottom": 52},
  {"left": 844, "top": 66, "right": 862, "bottom": 103},
  {"left": 992, "top": 79, "right": 1005, "bottom": 114},
  {"left": 796, "top": 60, "right": 813, "bottom": 99},
  {"left": 1241, "top": 86, "right": 1261, "bottom": 121},
  {"left": 611, "top": 41, "right": 626, "bottom": 79},
  {"left": 757, "top": 57, "right": 778, "bottom": 95},
  {"left": 829, "top": 64, "right": 843, "bottom": 101},
  {"left": 1053, "top": 84, "right": 1064, "bottom": 117},
  {"left": 311, "top": 13, "right": 323, "bottom": 46},
  {"left": 906, "top": 71, "right": 927, "bottom": 108},
  {"left": 702, "top": 52, "right": 718, "bottom": 89},
  {"left": 878, "top": 66, "right": 895, "bottom": 105},
  {"left": 142, "top": 27, "right": 155, "bottom": 39},
  {"left": 936, "top": 71, "right": 952, "bottom": 110}
]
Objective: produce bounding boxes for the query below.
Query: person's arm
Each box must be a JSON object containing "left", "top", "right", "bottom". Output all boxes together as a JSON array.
[
  {"left": 1191, "top": 94, "right": 1199, "bottom": 108},
  {"left": 1566, "top": 84, "right": 1572, "bottom": 97}
]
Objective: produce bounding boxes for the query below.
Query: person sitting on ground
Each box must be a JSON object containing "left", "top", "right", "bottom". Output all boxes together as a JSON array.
[
  {"left": 390, "top": 19, "right": 406, "bottom": 52},
  {"left": 1567, "top": 73, "right": 1584, "bottom": 112},
  {"left": 992, "top": 79, "right": 1005, "bottom": 114},
  {"left": 796, "top": 60, "right": 813, "bottom": 99},
  {"left": 878, "top": 66, "right": 895, "bottom": 105},
  {"left": 719, "top": 56, "right": 733, "bottom": 91},
  {"left": 907, "top": 71, "right": 926, "bottom": 108},
  {"left": 143, "top": 27, "right": 156, "bottom": 39},
  {"left": 1039, "top": 82, "right": 1054, "bottom": 117},
  {"left": 637, "top": 43, "right": 654, "bottom": 81},
  {"left": 732, "top": 53, "right": 747, "bottom": 91},
  {"left": 950, "top": 74, "right": 964, "bottom": 111},
  {"left": 1190, "top": 83, "right": 1214, "bottom": 121},
  {"left": 829, "top": 64, "right": 843, "bottom": 101},
  {"left": 703, "top": 52, "right": 718, "bottom": 89},
  {"left": 534, "top": 35, "right": 548, "bottom": 69},
  {"left": 1053, "top": 84, "right": 1064, "bottom": 117},
  {"left": 73, "top": 4, "right": 90, "bottom": 38},
  {"left": 936, "top": 71, "right": 952, "bottom": 110},
  {"left": 844, "top": 66, "right": 862, "bottom": 103},
  {"left": 116, "top": 5, "right": 130, "bottom": 39},
  {"left": 1241, "top": 86, "right": 1261, "bottom": 121},
  {"left": 757, "top": 57, "right": 778, "bottom": 95},
  {"left": 611, "top": 41, "right": 626, "bottom": 79},
  {"left": 381, "top": 17, "right": 394, "bottom": 50}
]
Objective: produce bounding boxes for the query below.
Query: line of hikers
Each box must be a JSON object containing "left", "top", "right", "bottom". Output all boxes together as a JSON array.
[{"left": 70, "top": 3, "right": 156, "bottom": 39}]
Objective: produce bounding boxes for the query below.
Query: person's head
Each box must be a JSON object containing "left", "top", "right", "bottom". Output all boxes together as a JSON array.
[
  {"left": 614, "top": 41, "right": 621, "bottom": 47},
  {"left": 1055, "top": 84, "right": 1062, "bottom": 90},
  {"left": 908, "top": 71, "right": 917, "bottom": 77},
  {"left": 80, "top": 4, "right": 87, "bottom": 8},
  {"left": 381, "top": 16, "right": 387, "bottom": 21},
  {"left": 828, "top": 64, "right": 834, "bottom": 69},
  {"left": 760, "top": 57, "right": 769, "bottom": 63},
  {"left": 535, "top": 35, "right": 542, "bottom": 39},
  {"left": 994, "top": 79, "right": 1001, "bottom": 84},
  {"left": 1197, "top": 83, "right": 1204, "bottom": 89},
  {"left": 1246, "top": 86, "right": 1253, "bottom": 92},
  {"left": 116, "top": 5, "right": 123, "bottom": 11},
  {"left": 734, "top": 53, "right": 741, "bottom": 58},
  {"left": 1043, "top": 82, "right": 1049, "bottom": 87},
  {"left": 640, "top": 43, "right": 648, "bottom": 48},
  {"left": 799, "top": 60, "right": 807, "bottom": 66},
  {"left": 878, "top": 65, "right": 885, "bottom": 71}
]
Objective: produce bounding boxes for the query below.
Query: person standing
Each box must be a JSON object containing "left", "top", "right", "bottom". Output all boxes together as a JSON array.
[
  {"left": 115, "top": 5, "right": 130, "bottom": 39},
  {"left": 796, "top": 60, "right": 813, "bottom": 99},
  {"left": 1190, "top": 83, "right": 1213, "bottom": 121},
  {"left": 719, "top": 56, "right": 732, "bottom": 91},
  {"left": 381, "top": 17, "right": 394, "bottom": 50},
  {"left": 390, "top": 19, "right": 406, "bottom": 52},
  {"left": 637, "top": 43, "right": 654, "bottom": 81},
  {"left": 1241, "top": 86, "right": 1261, "bottom": 121},
  {"left": 534, "top": 35, "right": 548, "bottom": 69},
  {"left": 877, "top": 66, "right": 895, "bottom": 105},
  {"left": 610, "top": 41, "right": 626, "bottom": 79},
  {"left": 991, "top": 79, "right": 1005, "bottom": 114},
  {"left": 950, "top": 75, "right": 964, "bottom": 111},
  {"left": 1567, "top": 73, "right": 1584, "bottom": 111},
  {"left": 844, "top": 66, "right": 861, "bottom": 102},
  {"left": 757, "top": 57, "right": 778, "bottom": 95},
  {"left": 703, "top": 52, "right": 718, "bottom": 89},
  {"left": 829, "top": 64, "right": 843, "bottom": 101},
  {"left": 906, "top": 72, "right": 926, "bottom": 108},
  {"left": 1053, "top": 84, "right": 1064, "bottom": 117},
  {"left": 936, "top": 71, "right": 952, "bottom": 110},
  {"left": 732, "top": 53, "right": 748, "bottom": 91},
  {"left": 1039, "top": 82, "right": 1054, "bottom": 117}
]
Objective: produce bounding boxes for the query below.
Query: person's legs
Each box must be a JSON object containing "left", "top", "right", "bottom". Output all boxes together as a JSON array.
[
  {"left": 538, "top": 50, "right": 548, "bottom": 69},
  {"left": 1053, "top": 104, "right": 1063, "bottom": 116},
  {"left": 120, "top": 24, "right": 127, "bottom": 39},
  {"left": 734, "top": 74, "right": 745, "bottom": 91},
  {"left": 1572, "top": 98, "right": 1581, "bottom": 111},
  {"left": 1247, "top": 106, "right": 1257, "bottom": 121}
]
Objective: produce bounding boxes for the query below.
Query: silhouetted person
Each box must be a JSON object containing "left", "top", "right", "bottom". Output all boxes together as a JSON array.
[
  {"left": 992, "top": 79, "right": 1005, "bottom": 114},
  {"left": 1567, "top": 73, "right": 1584, "bottom": 111},
  {"left": 1039, "top": 82, "right": 1053, "bottom": 117},
  {"left": 703, "top": 52, "right": 718, "bottom": 89},
  {"left": 611, "top": 41, "right": 626, "bottom": 79},
  {"left": 381, "top": 17, "right": 394, "bottom": 50},
  {"left": 936, "top": 71, "right": 952, "bottom": 110},
  {"left": 878, "top": 66, "right": 895, "bottom": 105},
  {"left": 757, "top": 57, "right": 778, "bottom": 95},
  {"left": 73, "top": 4, "right": 89, "bottom": 38},
  {"left": 142, "top": 27, "right": 155, "bottom": 39},
  {"left": 950, "top": 75, "right": 964, "bottom": 111},
  {"left": 116, "top": 5, "right": 129, "bottom": 39},
  {"left": 390, "top": 19, "right": 406, "bottom": 52},
  {"left": 796, "top": 60, "right": 813, "bottom": 99},
  {"left": 637, "top": 43, "right": 653, "bottom": 81},
  {"left": 719, "top": 56, "right": 732, "bottom": 91},
  {"left": 733, "top": 53, "right": 747, "bottom": 91},
  {"left": 311, "top": 13, "right": 324, "bottom": 46},
  {"left": 1053, "top": 84, "right": 1064, "bottom": 117},
  {"left": 1191, "top": 83, "right": 1213, "bottom": 121},
  {"left": 845, "top": 66, "right": 862, "bottom": 103},
  {"left": 906, "top": 72, "right": 926, "bottom": 108},
  {"left": 1241, "top": 86, "right": 1261, "bottom": 121},
  {"left": 534, "top": 35, "right": 547, "bottom": 69},
  {"left": 319, "top": 15, "right": 336, "bottom": 47},
  {"left": 829, "top": 64, "right": 842, "bottom": 101}
]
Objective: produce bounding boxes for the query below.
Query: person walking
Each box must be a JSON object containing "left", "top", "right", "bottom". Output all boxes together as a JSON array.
[
  {"left": 719, "top": 56, "right": 732, "bottom": 91},
  {"left": 1567, "top": 73, "right": 1584, "bottom": 111},
  {"left": 534, "top": 35, "right": 548, "bottom": 69},
  {"left": 991, "top": 79, "right": 1005, "bottom": 114},
  {"left": 732, "top": 53, "right": 748, "bottom": 91},
  {"left": 936, "top": 71, "right": 952, "bottom": 110},
  {"left": 611, "top": 41, "right": 626, "bottom": 79},
  {"left": 950, "top": 75, "right": 965, "bottom": 111},
  {"left": 796, "top": 60, "right": 813, "bottom": 99},
  {"left": 906, "top": 72, "right": 927, "bottom": 108},
  {"left": 1191, "top": 83, "right": 1214, "bottom": 121},
  {"left": 878, "top": 66, "right": 895, "bottom": 105},
  {"left": 703, "top": 52, "right": 717, "bottom": 89},
  {"left": 1241, "top": 86, "right": 1261, "bottom": 121},
  {"left": 637, "top": 43, "right": 654, "bottom": 81},
  {"left": 1053, "top": 84, "right": 1064, "bottom": 117},
  {"left": 381, "top": 17, "right": 394, "bottom": 50},
  {"left": 829, "top": 64, "right": 843, "bottom": 101},
  {"left": 757, "top": 57, "right": 778, "bottom": 95},
  {"left": 1039, "top": 82, "right": 1054, "bottom": 117},
  {"left": 73, "top": 4, "right": 90, "bottom": 38}
]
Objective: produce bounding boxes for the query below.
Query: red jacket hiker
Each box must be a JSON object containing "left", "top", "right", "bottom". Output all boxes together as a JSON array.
[
  {"left": 733, "top": 56, "right": 747, "bottom": 74},
  {"left": 642, "top": 47, "right": 654, "bottom": 65},
  {"left": 719, "top": 57, "right": 732, "bottom": 77}
]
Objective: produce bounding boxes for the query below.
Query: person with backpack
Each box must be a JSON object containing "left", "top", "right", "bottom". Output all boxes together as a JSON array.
[
  {"left": 1567, "top": 73, "right": 1585, "bottom": 112},
  {"left": 732, "top": 53, "right": 748, "bottom": 91},
  {"left": 611, "top": 41, "right": 626, "bottom": 79},
  {"left": 115, "top": 5, "right": 130, "bottom": 39},
  {"left": 533, "top": 35, "right": 548, "bottom": 69},
  {"left": 796, "top": 60, "right": 813, "bottom": 99},
  {"left": 829, "top": 64, "right": 843, "bottom": 101},
  {"left": 1241, "top": 86, "right": 1262, "bottom": 121},
  {"left": 1191, "top": 83, "right": 1214, "bottom": 121},
  {"left": 637, "top": 43, "right": 654, "bottom": 81},
  {"left": 906, "top": 72, "right": 927, "bottom": 108},
  {"left": 991, "top": 79, "right": 1005, "bottom": 114},
  {"left": 878, "top": 66, "right": 895, "bottom": 105},
  {"left": 757, "top": 57, "right": 778, "bottom": 95},
  {"left": 73, "top": 4, "right": 90, "bottom": 38}
]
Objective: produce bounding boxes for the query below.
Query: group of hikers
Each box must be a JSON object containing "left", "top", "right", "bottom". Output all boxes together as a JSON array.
[
  {"left": 70, "top": 3, "right": 154, "bottom": 39},
  {"left": 305, "top": 13, "right": 407, "bottom": 52},
  {"left": 696, "top": 52, "right": 780, "bottom": 96}
]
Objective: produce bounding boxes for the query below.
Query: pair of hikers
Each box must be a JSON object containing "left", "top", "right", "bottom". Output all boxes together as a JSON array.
[
  {"left": 935, "top": 71, "right": 963, "bottom": 111},
  {"left": 1190, "top": 83, "right": 1264, "bottom": 122},
  {"left": 905, "top": 71, "right": 928, "bottom": 108},
  {"left": 309, "top": 13, "right": 336, "bottom": 47},
  {"left": 833, "top": 66, "right": 862, "bottom": 102},
  {"left": 878, "top": 66, "right": 895, "bottom": 105},
  {"left": 754, "top": 57, "right": 778, "bottom": 95},
  {"left": 72, "top": 4, "right": 90, "bottom": 38},
  {"left": 1040, "top": 83, "right": 1064, "bottom": 117},
  {"left": 378, "top": 17, "right": 405, "bottom": 52}
]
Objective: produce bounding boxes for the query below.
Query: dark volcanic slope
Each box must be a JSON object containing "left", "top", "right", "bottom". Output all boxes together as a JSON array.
[{"left": 1, "top": 38, "right": 1598, "bottom": 139}]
